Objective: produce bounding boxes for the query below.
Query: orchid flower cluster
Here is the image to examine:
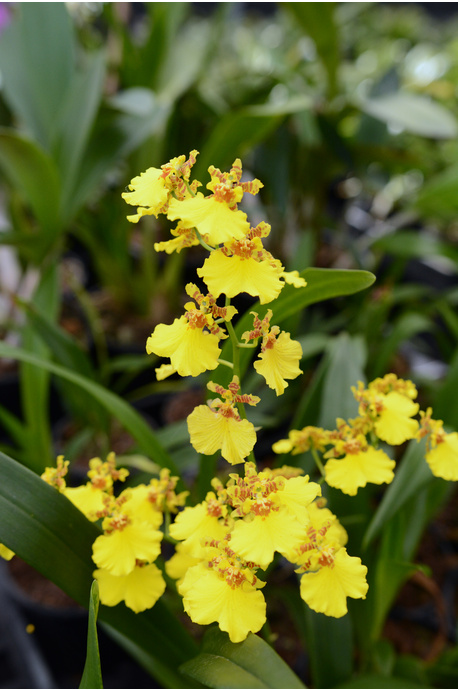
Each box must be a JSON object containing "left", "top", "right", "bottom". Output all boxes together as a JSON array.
[
  {"left": 274, "top": 372, "right": 458, "bottom": 495},
  {"left": 3, "top": 152, "right": 458, "bottom": 646}
]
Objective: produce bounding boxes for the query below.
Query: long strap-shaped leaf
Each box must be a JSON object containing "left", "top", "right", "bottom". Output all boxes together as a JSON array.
[
  {"left": 0, "top": 450, "right": 197, "bottom": 687},
  {"left": 80, "top": 581, "right": 103, "bottom": 689},
  {"left": 0, "top": 341, "right": 176, "bottom": 473},
  {"left": 180, "top": 627, "right": 306, "bottom": 689},
  {"left": 217, "top": 267, "right": 375, "bottom": 388}
]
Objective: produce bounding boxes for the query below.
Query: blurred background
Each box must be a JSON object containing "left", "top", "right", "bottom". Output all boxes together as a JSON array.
[{"left": 0, "top": 2, "right": 458, "bottom": 688}]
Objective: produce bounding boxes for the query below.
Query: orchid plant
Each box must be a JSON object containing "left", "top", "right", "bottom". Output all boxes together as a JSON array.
[{"left": 1, "top": 152, "right": 457, "bottom": 688}]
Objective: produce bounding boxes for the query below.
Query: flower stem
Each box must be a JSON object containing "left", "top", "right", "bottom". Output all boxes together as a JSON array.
[{"left": 311, "top": 448, "right": 326, "bottom": 478}]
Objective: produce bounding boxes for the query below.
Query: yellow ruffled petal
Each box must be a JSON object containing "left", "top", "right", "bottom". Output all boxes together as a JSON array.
[
  {"left": 94, "top": 563, "right": 166, "bottom": 613},
  {"left": 197, "top": 251, "right": 284, "bottom": 304},
  {"left": 155, "top": 363, "right": 177, "bottom": 380},
  {"left": 325, "top": 447, "right": 395, "bottom": 496},
  {"left": 63, "top": 484, "right": 106, "bottom": 522},
  {"left": 254, "top": 331, "right": 303, "bottom": 395},
  {"left": 146, "top": 316, "right": 221, "bottom": 377},
  {"left": 187, "top": 405, "right": 257, "bottom": 465},
  {"left": 92, "top": 521, "right": 162, "bottom": 576},
  {"left": 169, "top": 502, "right": 227, "bottom": 557},
  {"left": 307, "top": 502, "right": 348, "bottom": 548},
  {"left": 230, "top": 508, "right": 308, "bottom": 569},
  {"left": 374, "top": 391, "right": 419, "bottom": 445},
  {"left": 300, "top": 548, "right": 368, "bottom": 617},
  {"left": 277, "top": 476, "right": 321, "bottom": 524},
  {"left": 120, "top": 485, "right": 163, "bottom": 529},
  {"left": 426, "top": 432, "right": 458, "bottom": 481},
  {"left": 272, "top": 438, "right": 294, "bottom": 454},
  {"left": 167, "top": 195, "right": 249, "bottom": 245},
  {"left": 165, "top": 543, "right": 201, "bottom": 585},
  {"left": 281, "top": 270, "right": 307, "bottom": 288},
  {"left": 179, "top": 563, "right": 266, "bottom": 643},
  {"left": 122, "top": 167, "right": 168, "bottom": 218}
]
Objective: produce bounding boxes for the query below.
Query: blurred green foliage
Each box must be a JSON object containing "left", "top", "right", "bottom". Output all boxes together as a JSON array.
[{"left": 0, "top": 2, "right": 458, "bottom": 688}]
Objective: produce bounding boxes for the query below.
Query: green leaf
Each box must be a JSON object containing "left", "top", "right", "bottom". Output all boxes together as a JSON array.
[
  {"left": 19, "top": 265, "right": 60, "bottom": 472},
  {"left": 426, "top": 646, "right": 458, "bottom": 688},
  {"left": 283, "top": 2, "right": 339, "bottom": 97},
  {"left": 80, "top": 581, "right": 103, "bottom": 689},
  {"left": 194, "top": 98, "right": 312, "bottom": 180},
  {"left": 157, "top": 19, "right": 211, "bottom": 102},
  {"left": 0, "top": 449, "right": 197, "bottom": 688},
  {"left": 363, "top": 440, "right": 432, "bottom": 549},
  {"left": 0, "top": 341, "right": 177, "bottom": 473},
  {"left": 372, "top": 312, "right": 432, "bottom": 378},
  {"left": 318, "top": 333, "right": 366, "bottom": 429},
  {"left": 0, "top": 129, "right": 61, "bottom": 237},
  {"left": 371, "top": 230, "right": 458, "bottom": 264},
  {"left": 218, "top": 268, "right": 375, "bottom": 388},
  {"left": 432, "top": 348, "right": 458, "bottom": 429},
  {"left": 0, "top": 3, "right": 75, "bottom": 149},
  {"left": 180, "top": 628, "right": 305, "bottom": 689},
  {"left": 358, "top": 92, "right": 458, "bottom": 139},
  {"left": 339, "top": 674, "right": 427, "bottom": 688},
  {"left": 366, "top": 477, "right": 451, "bottom": 640},
  {"left": 57, "top": 51, "right": 106, "bottom": 214},
  {"left": 19, "top": 299, "right": 96, "bottom": 380},
  {"left": 304, "top": 608, "right": 353, "bottom": 688},
  {"left": 17, "top": 296, "right": 110, "bottom": 430},
  {"left": 414, "top": 164, "right": 458, "bottom": 219},
  {"left": 108, "top": 88, "right": 171, "bottom": 156},
  {"left": 296, "top": 333, "right": 330, "bottom": 361}
]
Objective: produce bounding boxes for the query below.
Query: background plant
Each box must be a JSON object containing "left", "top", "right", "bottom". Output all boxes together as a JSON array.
[{"left": 0, "top": 2, "right": 457, "bottom": 688}]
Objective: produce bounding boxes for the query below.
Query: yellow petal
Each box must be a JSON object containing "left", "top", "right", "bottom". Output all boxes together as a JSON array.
[
  {"left": 63, "top": 484, "right": 106, "bottom": 522},
  {"left": 230, "top": 509, "right": 308, "bottom": 569},
  {"left": 165, "top": 543, "right": 201, "bottom": 585},
  {"left": 0, "top": 543, "right": 14, "bottom": 561},
  {"left": 122, "top": 167, "right": 168, "bottom": 217},
  {"left": 187, "top": 405, "right": 256, "bottom": 465},
  {"left": 120, "top": 485, "right": 163, "bottom": 529},
  {"left": 282, "top": 270, "right": 307, "bottom": 288},
  {"left": 169, "top": 503, "right": 227, "bottom": 556},
  {"left": 426, "top": 432, "right": 458, "bottom": 481},
  {"left": 147, "top": 316, "right": 221, "bottom": 377},
  {"left": 167, "top": 195, "right": 249, "bottom": 245},
  {"left": 179, "top": 563, "right": 266, "bottom": 643},
  {"left": 92, "top": 521, "right": 162, "bottom": 576},
  {"left": 325, "top": 447, "right": 395, "bottom": 496},
  {"left": 374, "top": 392, "right": 419, "bottom": 445},
  {"left": 300, "top": 548, "right": 368, "bottom": 617},
  {"left": 254, "top": 331, "right": 303, "bottom": 395},
  {"left": 94, "top": 563, "right": 166, "bottom": 613},
  {"left": 198, "top": 251, "right": 284, "bottom": 304},
  {"left": 277, "top": 476, "right": 321, "bottom": 523}
]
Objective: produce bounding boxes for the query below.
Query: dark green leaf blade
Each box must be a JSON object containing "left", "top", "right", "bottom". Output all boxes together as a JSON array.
[
  {"left": 339, "top": 674, "right": 427, "bottom": 688},
  {"left": 0, "top": 341, "right": 177, "bottom": 473},
  {"left": 80, "top": 581, "right": 103, "bottom": 689},
  {"left": 180, "top": 628, "right": 306, "bottom": 689},
  {"left": 0, "top": 449, "right": 197, "bottom": 687},
  {"left": 0, "top": 128, "right": 61, "bottom": 234},
  {"left": 218, "top": 268, "right": 375, "bottom": 388},
  {"left": 362, "top": 440, "right": 432, "bottom": 549},
  {"left": 0, "top": 3, "right": 75, "bottom": 149}
]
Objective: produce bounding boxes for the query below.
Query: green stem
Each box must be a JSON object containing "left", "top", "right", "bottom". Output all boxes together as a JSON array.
[
  {"left": 217, "top": 358, "right": 234, "bottom": 369},
  {"left": 311, "top": 448, "right": 326, "bottom": 478},
  {"left": 195, "top": 227, "right": 216, "bottom": 253}
]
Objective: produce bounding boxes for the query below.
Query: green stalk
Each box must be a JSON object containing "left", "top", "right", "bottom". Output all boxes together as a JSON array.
[{"left": 311, "top": 448, "right": 326, "bottom": 478}]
